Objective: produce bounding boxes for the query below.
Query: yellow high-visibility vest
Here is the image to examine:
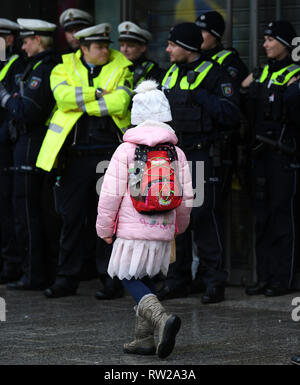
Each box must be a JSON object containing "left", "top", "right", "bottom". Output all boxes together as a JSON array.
[
  {"left": 36, "top": 49, "right": 133, "bottom": 172},
  {"left": 0, "top": 55, "right": 19, "bottom": 82},
  {"left": 162, "top": 60, "right": 213, "bottom": 90},
  {"left": 257, "top": 63, "right": 300, "bottom": 86},
  {"left": 211, "top": 49, "right": 233, "bottom": 65}
]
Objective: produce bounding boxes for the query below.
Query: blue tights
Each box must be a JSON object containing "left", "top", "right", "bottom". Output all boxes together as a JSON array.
[{"left": 121, "top": 277, "right": 157, "bottom": 304}]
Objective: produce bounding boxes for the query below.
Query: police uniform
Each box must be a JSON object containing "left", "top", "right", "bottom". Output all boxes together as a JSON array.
[
  {"left": 59, "top": 8, "right": 93, "bottom": 53},
  {"left": 0, "top": 18, "right": 59, "bottom": 289},
  {"left": 0, "top": 19, "right": 22, "bottom": 69},
  {"left": 0, "top": 19, "right": 25, "bottom": 283},
  {"left": 36, "top": 24, "right": 133, "bottom": 298},
  {"left": 242, "top": 21, "right": 300, "bottom": 296},
  {"left": 118, "top": 21, "right": 164, "bottom": 87},
  {"left": 196, "top": 11, "right": 248, "bottom": 86},
  {"left": 157, "top": 23, "right": 240, "bottom": 303}
]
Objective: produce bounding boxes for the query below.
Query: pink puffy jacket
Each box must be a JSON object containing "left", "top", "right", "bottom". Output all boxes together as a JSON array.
[{"left": 96, "top": 120, "right": 193, "bottom": 241}]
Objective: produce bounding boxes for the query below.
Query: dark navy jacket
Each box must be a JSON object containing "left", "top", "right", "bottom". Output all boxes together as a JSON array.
[{"left": 4, "top": 49, "right": 60, "bottom": 140}]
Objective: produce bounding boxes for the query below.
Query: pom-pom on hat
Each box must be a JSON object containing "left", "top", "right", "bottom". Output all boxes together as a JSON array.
[{"left": 131, "top": 80, "right": 172, "bottom": 125}]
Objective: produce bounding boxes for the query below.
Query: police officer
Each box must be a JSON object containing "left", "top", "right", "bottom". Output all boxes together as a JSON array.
[
  {"left": 0, "top": 19, "right": 25, "bottom": 284},
  {"left": 59, "top": 8, "right": 93, "bottom": 52},
  {"left": 157, "top": 22, "right": 240, "bottom": 304},
  {"left": 195, "top": 10, "right": 248, "bottom": 86},
  {"left": 193, "top": 11, "right": 249, "bottom": 294},
  {"left": 36, "top": 23, "right": 133, "bottom": 299},
  {"left": 0, "top": 18, "right": 22, "bottom": 68},
  {"left": 0, "top": 18, "right": 60, "bottom": 290},
  {"left": 118, "top": 21, "right": 164, "bottom": 87},
  {"left": 241, "top": 21, "right": 300, "bottom": 296}
]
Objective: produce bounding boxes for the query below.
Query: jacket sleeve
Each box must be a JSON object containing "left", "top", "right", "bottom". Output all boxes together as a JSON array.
[
  {"left": 96, "top": 143, "right": 128, "bottom": 239},
  {"left": 51, "top": 63, "right": 97, "bottom": 112},
  {"left": 85, "top": 67, "right": 133, "bottom": 118},
  {"left": 3, "top": 63, "right": 56, "bottom": 125},
  {"left": 192, "top": 67, "right": 241, "bottom": 127},
  {"left": 175, "top": 148, "right": 193, "bottom": 234},
  {"left": 284, "top": 80, "right": 300, "bottom": 126}
]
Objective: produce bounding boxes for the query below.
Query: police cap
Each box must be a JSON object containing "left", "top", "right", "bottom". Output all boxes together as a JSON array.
[
  {"left": 74, "top": 23, "right": 112, "bottom": 43},
  {"left": 118, "top": 21, "right": 152, "bottom": 44},
  {"left": 0, "top": 19, "right": 20, "bottom": 35},
  {"left": 264, "top": 20, "right": 297, "bottom": 49},
  {"left": 17, "top": 18, "right": 56, "bottom": 38},
  {"left": 168, "top": 22, "right": 203, "bottom": 52},
  {"left": 59, "top": 8, "right": 93, "bottom": 31},
  {"left": 195, "top": 11, "right": 225, "bottom": 39}
]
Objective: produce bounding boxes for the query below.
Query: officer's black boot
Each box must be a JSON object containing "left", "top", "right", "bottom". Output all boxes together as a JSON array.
[
  {"left": 245, "top": 282, "right": 268, "bottom": 295},
  {"left": 157, "top": 282, "right": 188, "bottom": 301},
  {"left": 0, "top": 265, "right": 22, "bottom": 285},
  {"left": 201, "top": 285, "right": 225, "bottom": 304},
  {"left": 95, "top": 276, "right": 124, "bottom": 300},
  {"left": 44, "top": 276, "right": 78, "bottom": 298},
  {"left": 291, "top": 354, "right": 300, "bottom": 365}
]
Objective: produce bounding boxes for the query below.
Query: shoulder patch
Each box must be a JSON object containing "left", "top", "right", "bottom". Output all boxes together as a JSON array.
[
  {"left": 29, "top": 76, "right": 42, "bottom": 90},
  {"left": 221, "top": 83, "right": 234, "bottom": 97}
]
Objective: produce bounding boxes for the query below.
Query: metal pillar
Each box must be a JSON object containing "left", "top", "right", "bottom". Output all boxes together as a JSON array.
[
  {"left": 276, "top": 0, "right": 281, "bottom": 20},
  {"left": 120, "top": 0, "right": 133, "bottom": 21},
  {"left": 225, "top": 0, "right": 233, "bottom": 47},
  {"left": 250, "top": 0, "right": 258, "bottom": 69}
]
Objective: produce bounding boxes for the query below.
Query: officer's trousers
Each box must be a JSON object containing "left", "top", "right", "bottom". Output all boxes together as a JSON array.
[
  {"left": 53, "top": 151, "right": 119, "bottom": 288},
  {"left": 166, "top": 148, "right": 229, "bottom": 289},
  {"left": 13, "top": 134, "right": 49, "bottom": 287},
  {"left": 0, "top": 142, "right": 20, "bottom": 274},
  {"left": 253, "top": 146, "right": 297, "bottom": 288}
]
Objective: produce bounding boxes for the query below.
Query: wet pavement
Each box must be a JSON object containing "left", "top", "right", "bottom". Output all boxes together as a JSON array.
[{"left": 0, "top": 279, "right": 299, "bottom": 365}]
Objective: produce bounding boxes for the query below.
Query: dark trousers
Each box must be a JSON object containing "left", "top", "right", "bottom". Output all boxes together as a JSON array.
[
  {"left": 0, "top": 142, "right": 20, "bottom": 274},
  {"left": 165, "top": 148, "right": 229, "bottom": 289},
  {"left": 13, "top": 134, "right": 48, "bottom": 286},
  {"left": 253, "top": 147, "right": 297, "bottom": 288},
  {"left": 54, "top": 151, "right": 120, "bottom": 289}
]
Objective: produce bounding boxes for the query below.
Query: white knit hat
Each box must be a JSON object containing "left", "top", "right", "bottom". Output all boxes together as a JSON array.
[{"left": 131, "top": 80, "right": 172, "bottom": 125}]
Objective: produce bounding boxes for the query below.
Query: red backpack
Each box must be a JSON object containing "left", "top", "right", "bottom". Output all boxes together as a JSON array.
[{"left": 129, "top": 143, "right": 183, "bottom": 215}]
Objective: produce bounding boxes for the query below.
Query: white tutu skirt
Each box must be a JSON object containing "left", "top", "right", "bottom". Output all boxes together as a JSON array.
[{"left": 107, "top": 238, "right": 172, "bottom": 280}]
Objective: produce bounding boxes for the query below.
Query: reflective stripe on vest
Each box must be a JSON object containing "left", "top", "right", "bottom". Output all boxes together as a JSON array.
[
  {"left": 212, "top": 50, "right": 232, "bottom": 65},
  {"left": 33, "top": 60, "right": 43, "bottom": 71},
  {"left": 161, "top": 64, "right": 178, "bottom": 89},
  {"left": 135, "top": 61, "right": 155, "bottom": 86},
  {"left": 0, "top": 54, "right": 19, "bottom": 82},
  {"left": 258, "top": 63, "right": 300, "bottom": 87},
  {"left": 162, "top": 61, "right": 213, "bottom": 90}
]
